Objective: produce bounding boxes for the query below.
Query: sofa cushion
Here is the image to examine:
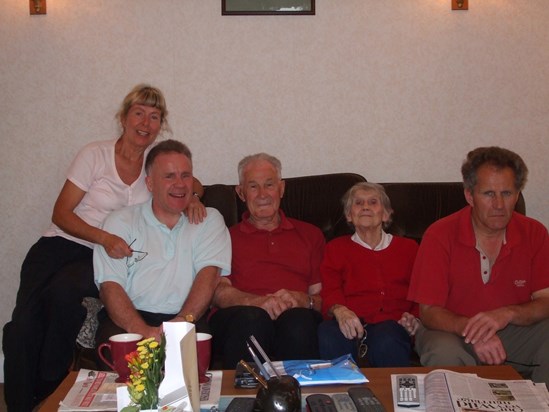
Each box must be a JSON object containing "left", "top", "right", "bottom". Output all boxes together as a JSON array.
[{"left": 76, "top": 297, "right": 103, "bottom": 349}]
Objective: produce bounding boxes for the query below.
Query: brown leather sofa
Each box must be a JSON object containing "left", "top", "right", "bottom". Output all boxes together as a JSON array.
[
  {"left": 74, "top": 173, "right": 525, "bottom": 369},
  {"left": 200, "top": 173, "right": 525, "bottom": 367}
]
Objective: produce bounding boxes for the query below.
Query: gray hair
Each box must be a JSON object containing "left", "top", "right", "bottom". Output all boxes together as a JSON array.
[
  {"left": 461, "top": 146, "right": 528, "bottom": 192},
  {"left": 342, "top": 182, "right": 393, "bottom": 230},
  {"left": 237, "top": 153, "right": 282, "bottom": 184}
]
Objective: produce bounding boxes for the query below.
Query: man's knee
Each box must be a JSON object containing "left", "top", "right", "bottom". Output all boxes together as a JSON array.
[
  {"left": 274, "top": 308, "right": 321, "bottom": 359},
  {"left": 416, "top": 328, "right": 477, "bottom": 366},
  {"left": 237, "top": 306, "right": 272, "bottom": 325},
  {"left": 210, "top": 306, "right": 273, "bottom": 348},
  {"left": 532, "top": 346, "right": 549, "bottom": 385},
  {"left": 217, "top": 306, "right": 272, "bottom": 335},
  {"left": 209, "top": 306, "right": 274, "bottom": 369},
  {"left": 277, "top": 308, "right": 320, "bottom": 340}
]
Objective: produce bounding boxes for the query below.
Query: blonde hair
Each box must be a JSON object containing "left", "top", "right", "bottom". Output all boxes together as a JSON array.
[{"left": 116, "top": 84, "right": 170, "bottom": 134}]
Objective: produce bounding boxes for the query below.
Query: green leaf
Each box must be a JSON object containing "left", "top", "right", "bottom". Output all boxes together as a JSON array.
[{"left": 120, "top": 406, "right": 140, "bottom": 412}]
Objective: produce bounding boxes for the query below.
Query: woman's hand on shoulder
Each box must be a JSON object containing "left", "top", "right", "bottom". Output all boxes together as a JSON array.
[
  {"left": 332, "top": 305, "right": 364, "bottom": 340},
  {"left": 185, "top": 194, "right": 207, "bottom": 224}
]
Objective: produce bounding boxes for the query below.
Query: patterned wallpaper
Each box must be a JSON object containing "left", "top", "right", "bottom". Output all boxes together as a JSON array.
[{"left": 1, "top": 0, "right": 548, "bottom": 378}]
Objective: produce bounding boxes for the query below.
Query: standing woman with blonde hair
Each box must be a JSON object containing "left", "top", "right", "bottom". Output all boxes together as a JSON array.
[{"left": 3, "top": 84, "right": 205, "bottom": 411}]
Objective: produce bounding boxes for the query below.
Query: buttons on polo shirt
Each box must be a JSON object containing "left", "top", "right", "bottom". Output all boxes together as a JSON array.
[
  {"left": 267, "top": 233, "right": 278, "bottom": 250},
  {"left": 480, "top": 252, "right": 490, "bottom": 284}
]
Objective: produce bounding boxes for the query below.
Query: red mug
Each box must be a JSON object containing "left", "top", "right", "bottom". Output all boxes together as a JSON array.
[
  {"left": 196, "top": 332, "right": 212, "bottom": 384},
  {"left": 97, "top": 333, "right": 143, "bottom": 382}
]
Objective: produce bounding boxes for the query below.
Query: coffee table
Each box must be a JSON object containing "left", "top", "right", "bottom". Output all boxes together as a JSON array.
[{"left": 39, "top": 365, "right": 521, "bottom": 411}]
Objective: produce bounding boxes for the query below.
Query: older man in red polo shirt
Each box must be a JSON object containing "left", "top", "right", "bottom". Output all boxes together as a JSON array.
[{"left": 210, "top": 153, "right": 325, "bottom": 369}]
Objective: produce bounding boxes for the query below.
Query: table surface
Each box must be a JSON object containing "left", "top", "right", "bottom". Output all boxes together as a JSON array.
[{"left": 39, "top": 365, "right": 522, "bottom": 411}]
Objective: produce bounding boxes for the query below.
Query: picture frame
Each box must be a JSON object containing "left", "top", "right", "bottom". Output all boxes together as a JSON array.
[{"left": 222, "top": 0, "right": 315, "bottom": 16}]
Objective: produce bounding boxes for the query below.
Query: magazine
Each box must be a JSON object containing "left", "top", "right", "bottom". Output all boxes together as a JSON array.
[{"left": 391, "top": 369, "right": 549, "bottom": 412}]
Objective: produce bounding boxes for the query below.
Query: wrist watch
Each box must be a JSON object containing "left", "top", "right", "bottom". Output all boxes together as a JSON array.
[{"left": 183, "top": 314, "right": 195, "bottom": 323}]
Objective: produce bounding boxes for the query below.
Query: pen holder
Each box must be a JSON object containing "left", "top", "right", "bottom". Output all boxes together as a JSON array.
[{"left": 254, "top": 375, "right": 301, "bottom": 412}]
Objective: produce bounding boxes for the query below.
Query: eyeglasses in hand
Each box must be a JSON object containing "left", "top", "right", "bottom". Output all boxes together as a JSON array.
[
  {"left": 357, "top": 326, "right": 368, "bottom": 359},
  {"left": 126, "top": 239, "right": 148, "bottom": 268}
]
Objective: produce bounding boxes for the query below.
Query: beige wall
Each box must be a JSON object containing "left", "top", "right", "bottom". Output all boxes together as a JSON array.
[{"left": 1, "top": 0, "right": 548, "bottom": 377}]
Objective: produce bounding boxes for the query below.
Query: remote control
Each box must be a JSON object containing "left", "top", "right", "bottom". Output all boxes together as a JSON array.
[
  {"left": 347, "top": 387, "right": 386, "bottom": 412},
  {"left": 332, "top": 393, "right": 358, "bottom": 412},
  {"left": 306, "top": 394, "right": 338, "bottom": 412},
  {"left": 225, "top": 397, "right": 256, "bottom": 412},
  {"left": 396, "top": 374, "right": 420, "bottom": 407},
  {"left": 234, "top": 361, "right": 260, "bottom": 388}
]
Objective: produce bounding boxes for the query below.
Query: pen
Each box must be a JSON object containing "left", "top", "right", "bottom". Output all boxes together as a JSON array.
[
  {"left": 246, "top": 342, "right": 270, "bottom": 378},
  {"left": 239, "top": 360, "right": 268, "bottom": 389},
  {"left": 309, "top": 362, "right": 332, "bottom": 370},
  {"left": 250, "top": 335, "right": 281, "bottom": 378}
]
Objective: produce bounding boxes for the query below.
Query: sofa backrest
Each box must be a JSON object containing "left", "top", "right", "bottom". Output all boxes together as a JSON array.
[
  {"left": 381, "top": 182, "right": 526, "bottom": 243},
  {"left": 202, "top": 173, "right": 367, "bottom": 241},
  {"left": 202, "top": 176, "right": 526, "bottom": 244}
]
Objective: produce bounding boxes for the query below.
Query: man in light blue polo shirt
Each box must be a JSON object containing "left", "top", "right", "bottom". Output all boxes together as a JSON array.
[{"left": 93, "top": 139, "right": 231, "bottom": 348}]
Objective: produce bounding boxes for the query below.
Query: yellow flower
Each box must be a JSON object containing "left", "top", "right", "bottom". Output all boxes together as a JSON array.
[
  {"left": 124, "top": 333, "right": 166, "bottom": 410},
  {"left": 138, "top": 337, "right": 154, "bottom": 346}
]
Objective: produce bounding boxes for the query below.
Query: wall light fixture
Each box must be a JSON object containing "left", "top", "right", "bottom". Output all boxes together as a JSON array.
[
  {"left": 452, "top": 0, "right": 468, "bottom": 10},
  {"left": 30, "top": 0, "right": 47, "bottom": 15}
]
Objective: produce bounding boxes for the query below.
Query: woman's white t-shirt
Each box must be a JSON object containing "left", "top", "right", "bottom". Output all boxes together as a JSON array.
[{"left": 43, "top": 139, "right": 152, "bottom": 248}]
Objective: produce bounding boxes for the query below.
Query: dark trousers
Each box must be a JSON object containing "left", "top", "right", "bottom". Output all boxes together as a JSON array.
[
  {"left": 318, "top": 319, "right": 413, "bottom": 366},
  {"left": 209, "top": 306, "right": 322, "bottom": 369},
  {"left": 95, "top": 309, "right": 211, "bottom": 370},
  {"left": 2, "top": 236, "right": 98, "bottom": 412}
]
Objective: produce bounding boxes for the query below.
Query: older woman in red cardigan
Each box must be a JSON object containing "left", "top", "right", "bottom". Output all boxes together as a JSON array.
[{"left": 318, "top": 182, "right": 420, "bottom": 366}]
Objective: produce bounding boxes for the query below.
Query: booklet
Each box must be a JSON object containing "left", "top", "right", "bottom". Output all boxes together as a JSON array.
[
  {"left": 391, "top": 369, "right": 549, "bottom": 412},
  {"left": 265, "top": 354, "right": 368, "bottom": 386}
]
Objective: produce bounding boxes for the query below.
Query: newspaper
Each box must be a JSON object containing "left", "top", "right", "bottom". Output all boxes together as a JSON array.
[
  {"left": 59, "top": 368, "right": 223, "bottom": 411},
  {"left": 199, "top": 370, "right": 223, "bottom": 411},
  {"left": 391, "top": 369, "right": 549, "bottom": 412},
  {"left": 59, "top": 369, "right": 122, "bottom": 411}
]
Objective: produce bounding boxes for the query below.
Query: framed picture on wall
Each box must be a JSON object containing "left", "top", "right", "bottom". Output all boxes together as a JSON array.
[{"left": 222, "top": 0, "right": 315, "bottom": 15}]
